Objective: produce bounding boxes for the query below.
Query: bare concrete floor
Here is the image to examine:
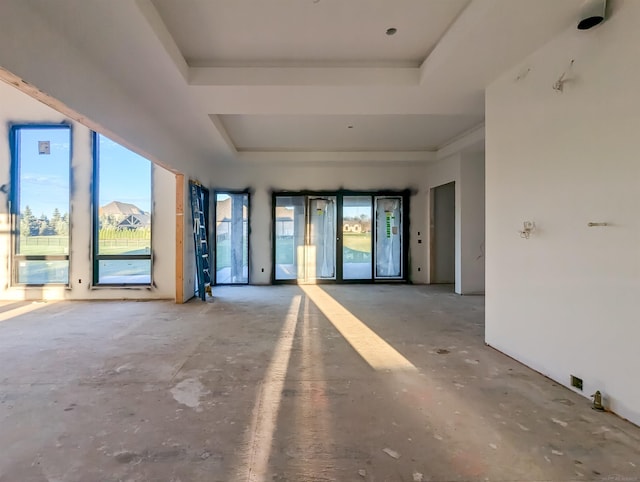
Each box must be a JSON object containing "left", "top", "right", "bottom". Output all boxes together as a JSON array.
[{"left": 0, "top": 285, "right": 638, "bottom": 482}]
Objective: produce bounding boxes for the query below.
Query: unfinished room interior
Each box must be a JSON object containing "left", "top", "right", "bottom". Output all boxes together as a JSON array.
[{"left": 1, "top": 0, "right": 639, "bottom": 480}]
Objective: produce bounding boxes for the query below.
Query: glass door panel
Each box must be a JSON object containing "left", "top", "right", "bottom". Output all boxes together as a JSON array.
[
  {"left": 215, "top": 192, "right": 249, "bottom": 284},
  {"left": 375, "top": 197, "right": 402, "bottom": 278},
  {"left": 342, "top": 196, "right": 372, "bottom": 280},
  {"left": 307, "top": 197, "right": 336, "bottom": 280},
  {"left": 275, "top": 196, "right": 305, "bottom": 280},
  {"left": 273, "top": 192, "right": 406, "bottom": 283}
]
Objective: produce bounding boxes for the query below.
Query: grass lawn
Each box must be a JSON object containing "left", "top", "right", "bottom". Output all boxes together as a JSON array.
[
  {"left": 215, "top": 238, "right": 249, "bottom": 271},
  {"left": 18, "top": 236, "right": 150, "bottom": 256},
  {"left": 343, "top": 233, "right": 371, "bottom": 252},
  {"left": 98, "top": 246, "right": 150, "bottom": 256},
  {"left": 18, "top": 236, "right": 68, "bottom": 256},
  {"left": 274, "top": 233, "right": 372, "bottom": 266}
]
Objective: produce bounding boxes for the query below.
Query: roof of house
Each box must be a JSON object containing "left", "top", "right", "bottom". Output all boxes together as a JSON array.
[
  {"left": 99, "top": 201, "right": 146, "bottom": 217},
  {"left": 117, "top": 213, "right": 151, "bottom": 228}
]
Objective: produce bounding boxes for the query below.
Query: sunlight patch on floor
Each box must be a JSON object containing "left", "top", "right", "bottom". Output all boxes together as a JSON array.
[
  {"left": 300, "top": 285, "right": 416, "bottom": 372},
  {"left": 0, "top": 301, "right": 53, "bottom": 323},
  {"left": 242, "top": 295, "right": 302, "bottom": 482}
]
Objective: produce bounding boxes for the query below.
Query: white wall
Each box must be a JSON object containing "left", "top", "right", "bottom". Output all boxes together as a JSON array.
[
  {"left": 486, "top": 0, "right": 640, "bottom": 425},
  {"left": 459, "top": 151, "right": 485, "bottom": 294},
  {"left": 203, "top": 162, "right": 429, "bottom": 285},
  {"left": 0, "top": 80, "right": 176, "bottom": 300},
  {"left": 0, "top": 1, "right": 211, "bottom": 177},
  {"left": 425, "top": 152, "right": 485, "bottom": 294}
]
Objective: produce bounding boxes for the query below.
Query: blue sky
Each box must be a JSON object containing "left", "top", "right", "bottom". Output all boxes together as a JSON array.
[
  {"left": 19, "top": 128, "right": 151, "bottom": 217},
  {"left": 98, "top": 134, "right": 151, "bottom": 213}
]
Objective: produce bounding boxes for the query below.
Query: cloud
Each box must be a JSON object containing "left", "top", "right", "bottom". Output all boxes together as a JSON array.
[{"left": 21, "top": 174, "right": 67, "bottom": 189}]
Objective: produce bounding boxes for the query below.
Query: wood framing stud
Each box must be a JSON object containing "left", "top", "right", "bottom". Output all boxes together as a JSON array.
[{"left": 175, "top": 173, "right": 185, "bottom": 303}]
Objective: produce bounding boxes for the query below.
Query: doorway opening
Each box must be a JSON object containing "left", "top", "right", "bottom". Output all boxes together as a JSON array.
[
  {"left": 215, "top": 191, "right": 249, "bottom": 284},
  {"left": 430, "top": 182, "right": 455, "bottom": 284},
  {"left": 273, "top": 191, "right": 408, "bottom": 283}
]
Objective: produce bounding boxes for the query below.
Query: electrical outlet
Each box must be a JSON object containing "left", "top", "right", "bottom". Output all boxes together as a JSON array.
[{"left": 571, "top": 375, "right": 583, "bottom": 391}]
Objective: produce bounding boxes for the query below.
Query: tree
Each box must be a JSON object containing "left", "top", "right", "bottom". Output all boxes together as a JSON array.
[
  {"left": 51, "top": 208, "right": 61, "bottom": 224},
  {"left": 38, "top": 214, "right": 54, "bottom": 236},
  {"left": 20, "top": 205, "right": 38, "bottom": 236},
  {"left": 54, "top": 212, "right": 69, "bottom": 236},
  {"left": 99, "top": 214, "right": 120, "bottom": 230}
]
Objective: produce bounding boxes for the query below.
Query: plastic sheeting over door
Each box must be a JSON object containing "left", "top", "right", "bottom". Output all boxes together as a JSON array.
[
  {"left": 308, "top": 197, "right": 336, "bottom": 279},
  {"left": 375, "top": 197, "right": 402, "bottom": 278}
]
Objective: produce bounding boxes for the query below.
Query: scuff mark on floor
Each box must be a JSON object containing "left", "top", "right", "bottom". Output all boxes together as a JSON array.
[
  {"left": 170, "top": 378, "right": 208, "bottom": 411},
  {"left": 551, "top": 418, "right": 568, "bottom": 427}
]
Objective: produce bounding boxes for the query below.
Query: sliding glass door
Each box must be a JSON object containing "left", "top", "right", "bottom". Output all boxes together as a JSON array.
[
  {"left": 274, "top": 191, "right": 407, "bottom": 283},
  {"left": 274, "top": 195, "right": 336, "bottom": 281},
  {"left": 274, "top": 196, "right": 305, "bottom": 280},
  {"left": 342, "top": 196, "right": 372, "bottom": 280},
  {"left": 215, "top": 192, "right": 249, "bottom": 284}
]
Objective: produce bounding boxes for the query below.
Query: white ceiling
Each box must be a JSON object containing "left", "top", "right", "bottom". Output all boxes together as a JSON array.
[
  {"left": 0, "top": 0, "right": 587, "bottom": 169},
  {"left": 219, "top": 114, "right": 484, "bottom": 152},
  {"left": 152, "top": 0, "right": 470, "bottom": 67}
]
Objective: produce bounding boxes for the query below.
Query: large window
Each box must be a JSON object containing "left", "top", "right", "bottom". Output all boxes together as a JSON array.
[
  {"left": 215, "top": 192, "right": 249, "bottom": 284},
  {"left": 93, "top": 134, "right": 151, "bottom": 285},
  {"left": 11, "top": 125, "right": 71, "bottom": 285}
]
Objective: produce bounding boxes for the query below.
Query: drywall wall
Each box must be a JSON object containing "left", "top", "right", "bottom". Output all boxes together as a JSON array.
[
  {"left": 486, "top": 0, "right": 640, "bottom": 425},
  {"left": 459, "top": 151, "right": 485, "bottom": 294},
  {"left": 0, "top": 1, "right": 212, "bottom": 176},
  {"left": 203, "top": 162, "right": 429, "bottom": 285},
  {"left": 432, "top": 182, "right": 456, "bottom": 283},
  {"left": 425, "top": 152, "right": 485, "bottom": 294},
  {"left": 0, "top": 80, "right": 175, "bottom": 300}
]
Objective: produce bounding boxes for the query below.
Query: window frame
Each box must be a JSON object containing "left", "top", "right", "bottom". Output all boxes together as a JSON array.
[
  {"left": 271, "top": 189, "right": 410, "bottom": 284},
  {"left": 10, "top": 123, "right": 72, "bottom": 287},
  {"left": 92, "top": 132, "right": 153, "bottom": 287}
]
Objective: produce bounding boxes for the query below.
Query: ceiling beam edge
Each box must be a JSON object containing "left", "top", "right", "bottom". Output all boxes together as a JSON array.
[
  {"left": 208, "top": 114, "right": 238, "bottom": 155},
  {"left": 419, "top": 0, "right": 491, "bottom": 85},
  {"left": 135, "top": 0, "right": 189, "bottom": 81},
  {"left": 190, "top": 67, "right": 419, "bottom": 86},
  {"left": 236, "top": 151, "right": 436, "bottom": 163},
  {"left": 436, "top": 123, "right": 485, "bottom": 159}
]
